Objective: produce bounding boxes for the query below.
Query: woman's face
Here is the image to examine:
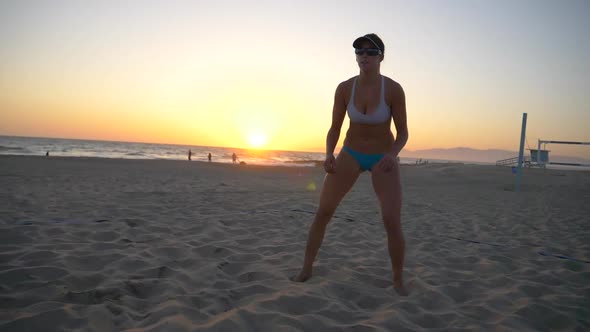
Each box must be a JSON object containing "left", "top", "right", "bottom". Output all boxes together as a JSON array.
[{"left": 355, "top": 40, "right": 383, "bottom": 72}]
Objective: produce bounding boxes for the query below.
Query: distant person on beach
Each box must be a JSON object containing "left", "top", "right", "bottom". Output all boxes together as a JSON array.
[
  {"left": 232, "top": 153, "right": 238, "bottom": 164},
  {"left": 293, "top": 34, "right": 410, "bottom": 296},
  {"left": 45, "top": 151, "right": 49, "bottom": 157},
  {"left": 208, "top": 153, "right": 212, "bottom": 162},
  {"left": 188, "top": 150, "right": 192, "bottom": 161}
]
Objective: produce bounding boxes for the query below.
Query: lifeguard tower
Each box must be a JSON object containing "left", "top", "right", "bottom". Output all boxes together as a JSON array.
[{"left": 528, "top": 148, "right": 549, "bottom": 165}]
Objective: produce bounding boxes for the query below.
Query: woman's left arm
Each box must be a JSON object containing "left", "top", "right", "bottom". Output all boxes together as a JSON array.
[{"left": 388, "top": 81, "right": 409, "bottom": 157}]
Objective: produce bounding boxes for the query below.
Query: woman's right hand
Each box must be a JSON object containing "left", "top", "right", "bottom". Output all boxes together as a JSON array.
[{"left": 324, "top": 154, "right": 336, "bottom": 173}]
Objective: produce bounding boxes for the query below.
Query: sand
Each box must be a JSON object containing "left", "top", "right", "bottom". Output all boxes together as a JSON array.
[{"left": 1, "top": 155, "right": 589, "bottom": 331}]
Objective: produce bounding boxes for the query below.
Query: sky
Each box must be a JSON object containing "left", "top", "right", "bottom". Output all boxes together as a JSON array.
[{"left": 1, "top": 0, "right": 589, "bottom": 156}]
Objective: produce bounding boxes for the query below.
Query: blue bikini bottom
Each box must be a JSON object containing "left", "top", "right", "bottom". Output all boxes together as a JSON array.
[{"left": 342, "top": 146, "right": 384, "bottom": 172}]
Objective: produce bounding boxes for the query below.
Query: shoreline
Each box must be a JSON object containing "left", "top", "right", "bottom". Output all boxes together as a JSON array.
[
  {"left": 2, "top": 154, "right": 588, "bottom": 174},
  {"left": 3, "top": 135, "right": 589, "bottom": 170}
]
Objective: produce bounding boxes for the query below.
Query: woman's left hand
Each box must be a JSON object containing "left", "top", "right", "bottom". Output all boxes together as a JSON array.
[{"left": 377, "top": 153, "right": 398, "bottom": 172}]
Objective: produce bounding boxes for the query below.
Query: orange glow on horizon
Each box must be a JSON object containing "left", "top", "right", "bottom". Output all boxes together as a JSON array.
[{"left": 247, "top": 132, "right": 268, "bottom": 149}]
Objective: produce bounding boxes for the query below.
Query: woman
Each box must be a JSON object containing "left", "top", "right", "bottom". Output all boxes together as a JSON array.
[{"left": 293, "top": 33, "right": 409, "bottom": 296}]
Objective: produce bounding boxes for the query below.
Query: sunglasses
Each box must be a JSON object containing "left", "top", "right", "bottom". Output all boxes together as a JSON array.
[{"left": 355, "top": 48, "right": 382, "bottom": 56}]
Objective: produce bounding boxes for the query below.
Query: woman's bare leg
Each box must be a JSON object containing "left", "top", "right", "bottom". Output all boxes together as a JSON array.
[
  {"left": 371, "top": 161, "right": 408, "bottom": 295},
  {"left": 293, "top": 151, "right": 360, "bottom": 282}
]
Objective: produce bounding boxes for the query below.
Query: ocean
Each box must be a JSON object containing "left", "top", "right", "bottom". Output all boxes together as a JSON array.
[{"left": 0, "top": 136, "right": 330, "bottom": 167}]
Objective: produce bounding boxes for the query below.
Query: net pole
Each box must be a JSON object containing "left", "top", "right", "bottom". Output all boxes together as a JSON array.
[{"left": 515, "top": 113, "right": 527, "bottom": 192}]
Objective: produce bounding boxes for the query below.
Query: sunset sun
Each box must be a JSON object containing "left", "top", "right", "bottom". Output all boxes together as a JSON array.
[{"left": 248, "top": 132, "right": 268, "bottom": 149}]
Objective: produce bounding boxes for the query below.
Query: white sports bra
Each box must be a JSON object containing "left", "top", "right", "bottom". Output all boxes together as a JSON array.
[{"left": 347, "top": 75, "right": 391, "bottom": 124}]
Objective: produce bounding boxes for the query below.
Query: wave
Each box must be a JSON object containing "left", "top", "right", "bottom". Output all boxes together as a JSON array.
[
  {"left": 0, "top": 145, "right": 30, "bottom": 154},
  {"left": 0, "top": 145, "right": 27, "bottom": 152}
]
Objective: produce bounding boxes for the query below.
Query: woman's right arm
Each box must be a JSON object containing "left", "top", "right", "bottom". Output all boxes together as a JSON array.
[{"left": 325, "top": 82, "right": 347, "bottom": 157}]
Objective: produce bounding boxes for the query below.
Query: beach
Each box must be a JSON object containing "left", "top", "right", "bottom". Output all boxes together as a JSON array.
[{"left": 1, "top": 155, "right": 589, "bottom": 331}]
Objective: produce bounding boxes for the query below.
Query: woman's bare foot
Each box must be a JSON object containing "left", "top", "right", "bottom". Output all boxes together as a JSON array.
[
  {"left": 394, "top": 279, "right": 410, "bottom": 296},
  {"left": 291, "top": 270, "right": 312, "bottom": 282}
]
